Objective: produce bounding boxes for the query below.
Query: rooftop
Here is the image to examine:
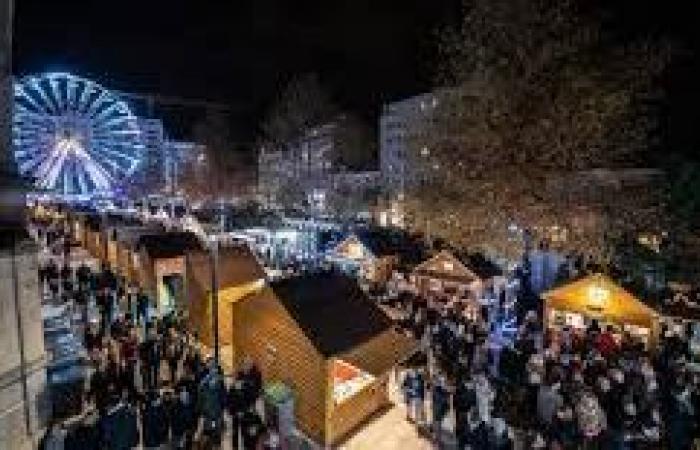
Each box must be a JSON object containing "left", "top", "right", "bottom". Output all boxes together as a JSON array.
[{"left": 270, "top": 271, "right": 393, "bottom": 357}]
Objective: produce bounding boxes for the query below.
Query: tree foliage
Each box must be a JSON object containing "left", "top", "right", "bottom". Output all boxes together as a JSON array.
[
  {"left": 405, "top": 0, "right": 672, "bottom": 264},
  {"left": 261, "top": 73, "right": 338, "bottom": 149}
]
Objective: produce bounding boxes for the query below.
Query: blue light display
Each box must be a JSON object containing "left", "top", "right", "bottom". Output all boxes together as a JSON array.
[{"left": 12, "top": 72, "right": 145, "bottom": 198}]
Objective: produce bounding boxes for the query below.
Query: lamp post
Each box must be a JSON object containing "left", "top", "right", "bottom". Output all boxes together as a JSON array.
[{"left": 210, "top": 236, "right": 220, "bottom": 365}]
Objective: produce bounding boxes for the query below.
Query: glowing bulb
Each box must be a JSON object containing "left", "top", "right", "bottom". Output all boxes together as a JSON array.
[{"left": 587, "top": 284, "right": 609, "bottom": 307}]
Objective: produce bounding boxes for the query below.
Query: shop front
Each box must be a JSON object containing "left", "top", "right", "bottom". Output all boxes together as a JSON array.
[{"left": 542, "top": 273, "right": 660, "bottom": 348}]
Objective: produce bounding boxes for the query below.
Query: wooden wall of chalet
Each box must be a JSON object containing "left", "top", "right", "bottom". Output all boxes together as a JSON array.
[
  {"left": 186, "top": 247, "right": 266, "bottom": 348},
  {"left": 231, "top": 289, "right": 329, "bottom": 444},
  {"left": 327, "top": 370, "right": 389, "bottom": 445},
  {"left": 186, "top": 250, "right": 215, "bottom": 345},
  {"left": 366, "top": 255, "right": 398, "bottom": 284},
  {"left": 116, "top": 243, "right": 133, "bottom": 281},
  {"left": 106, "top": 235, "right": 119, "bottom": 270},
  {"left": 137, "top": 248, "right": 158, "bottom": 303},
  {"left": 85, "top": 229, "right": 104, "bottom": 261}
]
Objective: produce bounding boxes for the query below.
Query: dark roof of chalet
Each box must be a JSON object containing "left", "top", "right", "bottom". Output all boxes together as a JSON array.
[
  {"left": 350, "top": 227, "right": 428, "bottom": 265},
  {"left": 84, "top": 214, "right": 102, "bottom": 231},
  {"left": 270, "top": 271, "right": 393, "bottom": 357},
  {"left": 457, "top": 252, "right": 503, "bottom": 279},
  {"left": 104, "top": 214, "right": 143, "bottom": 228},
  {"left": 659, "top": 301, "right": 700, "bottom": 321},
  {"left": 136, "top": 232, "right": 202, "bottom": 259}
]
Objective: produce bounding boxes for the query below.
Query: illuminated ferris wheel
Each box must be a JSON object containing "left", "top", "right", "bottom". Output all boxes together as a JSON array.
[{"left": 13, "top": 72, "right": 145, "bottom": 197}]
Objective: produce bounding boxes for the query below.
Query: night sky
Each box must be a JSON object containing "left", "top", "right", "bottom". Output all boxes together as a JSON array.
[
  {"left": 13, "top": 0, "right": 460, "bottom": 139},
  {"left": 12, "top": 0, "right": 700, "bottom": 155}
]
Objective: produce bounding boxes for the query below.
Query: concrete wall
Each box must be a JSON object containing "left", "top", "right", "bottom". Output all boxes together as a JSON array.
[{"left": 0, "top": 237, "right": 48, "bottom": 449}]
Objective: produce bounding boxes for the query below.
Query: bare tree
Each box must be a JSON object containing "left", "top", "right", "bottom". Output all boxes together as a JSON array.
[
  {"left": 404, "top": 0, "right": 672, "bottom": 264},
  {"left": 261, "top": 73, "right": 338, "bottom": 149}
]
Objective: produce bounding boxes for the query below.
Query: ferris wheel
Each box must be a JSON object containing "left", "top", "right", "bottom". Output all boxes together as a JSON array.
[{"left": 13, "top": 72, "right": 145, "bottom": 197}]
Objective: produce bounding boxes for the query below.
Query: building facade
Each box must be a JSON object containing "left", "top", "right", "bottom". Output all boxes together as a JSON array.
[
  {"left": 130, "top": 118, "right": 199, "bottom": 197},
  {"left": 379, "top": 92, "right": 441, "bottom": 201},
  {"left": 258, "top": 117, "right": 378, "bottom": 217}
]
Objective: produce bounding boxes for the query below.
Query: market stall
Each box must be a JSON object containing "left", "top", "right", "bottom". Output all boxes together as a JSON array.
[
  {"left": 542, "top": 273, "right": 660, "bottom": 348},
  {"left": 230, "top": 272, "right": 417, "bottom": 446}
]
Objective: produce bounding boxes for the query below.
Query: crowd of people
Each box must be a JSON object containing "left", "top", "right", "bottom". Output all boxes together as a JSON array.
[
  {"left": 31, "top": 219, "right": 700, "bottom": 449},
  {"left": 388, "top": 288, "right": 700, "bottom": 450},
  {"left": 36, "top": 225, "right": 286, "bottom": 450}
]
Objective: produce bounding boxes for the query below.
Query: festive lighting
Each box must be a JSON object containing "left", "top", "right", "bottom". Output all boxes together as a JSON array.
[
  {"left": 13, "top": 72, "right": 145, "bottom": 197},
  {"left": 587, "top": 282, "right": 610, "bottom": 308}
]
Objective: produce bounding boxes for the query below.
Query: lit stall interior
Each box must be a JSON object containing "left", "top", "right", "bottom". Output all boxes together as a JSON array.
[{"left": 332, "top": 360, "right": 375, "bottom": 404}]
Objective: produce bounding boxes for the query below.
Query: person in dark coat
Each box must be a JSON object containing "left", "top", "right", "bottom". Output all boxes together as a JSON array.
[
  {"left": 240, "top": 407, "right": 264, "bottom": 450},
  {"left": 99, "top": 393, "right": 138, "bottom": 450},
  {"left": 198, "top": 363, "right": 226, "bottom": 447},
  {"left": 431, "top": 375, "right": 450, "bottom": 434},
  {"left": 39, "top": 419, "right": 67, "bottom": 450},
  {"left": 141, "top": 390, "right": 169, "bottom": 450},
  {"left": 228, "top": 379, "right": 247, "bottom": 447},
  {"left": 487, "top": 418, "right": 514, "bottom": 450},
  {"left": 140, "top": 328, "right": 162, "bottom": 390},
  {"left": 165, "top": 330, "right": 183, "bottom": 385},
  {"left": 136, "top": 290, "right": 150, "bottom": 325},
  {"left": 65, "top": 409, "right": 100, "bottom": 450},
  {"left": 666, "top": 379, "right": 695, "bottom": 450},
  {"left": 76, "top": 263, "right": 91, "bottom": 293},
  {"left": 171, "top": 384, "right": 197, "bottom": 449}
]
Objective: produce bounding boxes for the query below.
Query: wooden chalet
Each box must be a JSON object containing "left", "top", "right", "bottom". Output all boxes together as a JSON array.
[
  {"left": 83, "top": 215, "right": 105, "bottom": 261},
  {"left": 134, "top": 232, "right": 202, "bottom": 315},
  {"left": 114, "top": 225, "right": 162, "bottom": 283},
  {"left": 542, "top": 273, "right": 660, "bottom": 347},
  {"left": 185, "top": 244, "right": 266, "bottom": 347},
  {"left": 410, "top": 250, "right": 483, "bottom": 299},
  {"left": 326, "top": 229, "right": 427, "bottom": 284},
  {"left": 101, "top": 216, "right": 143, "bottom": 268},
  {"left": 230, "top": 272, "right": 417, "bottom": 446}
]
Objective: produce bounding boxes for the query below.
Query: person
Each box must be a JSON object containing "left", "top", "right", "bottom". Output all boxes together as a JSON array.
[
  {"left": 76, "top": 263, "right": 91, "bottom": 293},
  {"left": 487, "top": 417, "right": 514, "bottom": 450},
  {"left": 550, "top": 401, "right": 577, "bottom": 449},
  {"left": 667, "top": 376, "right": 695, "bottom": 450},
  {"left": 596, "top": 325, "right": 619, "bottom": 358},
  {"left": 40, "top": 419, "right": 67, "bottom": 450},
  {"left": 409, "top": 369, "right": 426, "bottom": 424},
  {"left": 137, "top": 290, "right": 150, "bottom": 326},
  {"left": 537, "top": 377, "right": 563, "bottom": 428},
  {"left": 140, "top": 390, "right": 169, "bottom": 450},
  {"left": 140, "top": 326, "right": 162, "bottom": 391},
  {"left": 165, "top": 330, "right": 183, "bottom": 384},
  {"left": 64, "top": 408, "right": 101, "bottom": 450},
  {"left": 99, "top": 391, "right": 139, "bottom": 450},
  {"left": 431, "top": 374, "right": 450, "bottom": 440},
  {"left": 198, "top": 362, "right": 225, "bottom": 448},
  {"left": 474, "top": 372, "right": 494, "bottom": 425},
  {"left": 240, "top": 406, "right": 264, "bottom": 450},
  {"left": 258, "top": 422, "right": 286, "bottom": 450},
  {"left": 229, "top": 378, "right": 247, "bottom": 446},
  {"left": 170, "top": 383, "right": 197, "bottom": 449}
]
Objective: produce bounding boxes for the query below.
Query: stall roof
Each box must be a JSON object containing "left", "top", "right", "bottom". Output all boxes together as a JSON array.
[
  {"left": 542, "top": 273, "right": 658, "bottom": 328},
  {"left": 340, "top": 327, "right": 418, "bottom": 377},
  {"left": 270, "top": 272, "right": 394, "bottom": 357},
  {"left": 189, "top": 245, "right": 266, "bottom": 293},
  {"left": 137, "top": 232, "right": 202, "bottom": 259},
  {"left": 659, "top": 301, "right": 700, "bottom": 322},
  {"left": 330, "top": 228, "right": 428, "bottom": 265},
  {"left": 457, "top": 252, "right": 503, "bottom": 279},
  {"left": 413, "top": 250, "right": 480, "bottom": 284}
]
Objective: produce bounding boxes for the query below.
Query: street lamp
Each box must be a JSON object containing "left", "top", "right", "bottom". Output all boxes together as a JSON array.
[{"left": 209, "top": 235, "right": 220, "bottom": 365}]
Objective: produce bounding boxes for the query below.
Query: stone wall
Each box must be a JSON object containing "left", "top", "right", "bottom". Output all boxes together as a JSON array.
[{"left": 0, "top": 236, "right": 48, "bottom": 449}]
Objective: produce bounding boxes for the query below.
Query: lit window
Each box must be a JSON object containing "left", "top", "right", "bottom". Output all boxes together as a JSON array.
[{"left": 443, "top": 261, "right": 454, "bottom": 271}]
